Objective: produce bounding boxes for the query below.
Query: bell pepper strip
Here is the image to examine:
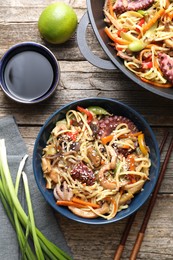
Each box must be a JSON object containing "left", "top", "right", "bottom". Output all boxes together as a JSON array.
[
  {"left": 141, "top": 61, "right": 153, "bottom": 69},
  {"left": 138, "top": 17, "right": 145, "bottom": 27},
  {"left": 117, "top": 28, "right": 127, "bottom": 37},
  {"left": 72, "top": 197, "right": 100, "bottom": 209},
  {"left": 101, "top": 135, "right": 113, "bottom": 145},
  {"left": 77, "top": 106, "right": 93, "bottom": 123},
  {"left": 136, "top": 17, "right": 145, "bottom": 32},
  {"left": 104, "top": 27, "right": 130, "bottom": 45},
  {"left": 138, "top": 133, "right": 148, "bottom": 155},
  {"left": 87, "top": 106, "right": 111, "bottom": 116},
  {"left": 139, "top": 8, "right": 165, "bottom": 37},
  {"left": 140, "top": 77, "right": 172, "bottom": 88},
  {"left": 66, "top": 131, "right": 78, "bottom": 141}
]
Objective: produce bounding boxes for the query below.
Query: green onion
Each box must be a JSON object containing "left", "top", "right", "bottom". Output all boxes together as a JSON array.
[
  {"left": 14, "top": 154, "right": 36, "bottom": 259},
  {"left": 0, "top": 139, "right": 72, "bottom": 260},
  {"left": 22, "top": 171, "right": 44, "bottom": 259}
]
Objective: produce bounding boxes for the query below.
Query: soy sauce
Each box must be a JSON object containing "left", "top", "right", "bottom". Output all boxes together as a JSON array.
[{"left": 4, "top": 51, "right": 54, "bottom": 101}]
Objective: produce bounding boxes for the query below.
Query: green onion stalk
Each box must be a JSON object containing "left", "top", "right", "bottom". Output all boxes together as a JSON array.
[{"left": 0, "top": 139, "right": 72, "bottom": 260}]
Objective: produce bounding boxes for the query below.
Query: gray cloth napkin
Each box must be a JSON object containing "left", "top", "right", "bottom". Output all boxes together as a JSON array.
[{"left": 0, "top": 116, "right": 72, "bottom": 259}]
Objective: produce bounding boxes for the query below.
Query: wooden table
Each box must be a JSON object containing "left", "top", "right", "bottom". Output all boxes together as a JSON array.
[{"left": 0, "top": 1, "right": 173, "bottom": 259}]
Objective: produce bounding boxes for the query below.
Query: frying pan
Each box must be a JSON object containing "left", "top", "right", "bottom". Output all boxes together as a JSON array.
[{"left": 77, "top": 0, "right": 173, "bottom": 100}]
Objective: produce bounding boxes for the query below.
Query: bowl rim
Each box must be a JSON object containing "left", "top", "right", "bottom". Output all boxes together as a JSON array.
[{"left": 33, "top": 97, "right": 160, "bottom": 224}]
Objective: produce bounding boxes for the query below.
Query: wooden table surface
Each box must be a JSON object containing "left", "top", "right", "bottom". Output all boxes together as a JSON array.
[{"left": 0, "top": 1, "right": 173, "bottom": 259}]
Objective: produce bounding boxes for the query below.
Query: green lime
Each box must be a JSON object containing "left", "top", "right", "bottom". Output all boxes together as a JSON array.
[{"left": 38, "top": 2, "right": 78, "bottom": 44}]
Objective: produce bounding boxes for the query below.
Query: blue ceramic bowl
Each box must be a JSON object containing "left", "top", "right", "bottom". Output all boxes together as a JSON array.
[
  {"left": 33, "top": 98, "right": 160, "bottom": 224},
  {"left": 0, "top": 42, "right": 60, "bottom": 104}
]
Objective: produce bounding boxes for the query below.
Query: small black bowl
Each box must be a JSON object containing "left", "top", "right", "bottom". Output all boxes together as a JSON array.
[
  {"left": 0, "top": 42, "right": 60, "bottom": 104},
  {"left": 33, "top": 97, "right": 160, "bottom": 224}
]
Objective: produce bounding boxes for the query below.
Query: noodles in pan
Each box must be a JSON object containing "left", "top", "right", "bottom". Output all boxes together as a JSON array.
[
  {"left": 104, "top": 0, "right": 173, "bottom": 88},
  {"left": 41, "top": 106, "right": 151, "bottom": 219}
]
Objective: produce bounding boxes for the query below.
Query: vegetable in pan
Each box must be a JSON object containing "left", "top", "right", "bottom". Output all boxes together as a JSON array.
[
  {"left": 41, "top": 106, "right": 151, "bottom": 220},
  {"left": 104, "top": 0, "right": 173, "bottom": 88}
]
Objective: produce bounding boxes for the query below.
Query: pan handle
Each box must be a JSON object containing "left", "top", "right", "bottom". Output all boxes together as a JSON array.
[{"left": 77, "top": 12, "right": 116, "bottom": 70}]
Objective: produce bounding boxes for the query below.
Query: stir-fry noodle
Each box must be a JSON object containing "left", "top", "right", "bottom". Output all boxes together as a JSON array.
[
  {"left": 104, "top": 0, "right": 173, "bottom": 88},
  {"left": 41, "top": 106, "right": 151, "bottom": 219}
]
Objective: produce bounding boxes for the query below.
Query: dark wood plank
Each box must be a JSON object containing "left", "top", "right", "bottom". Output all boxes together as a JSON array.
[
  {"left": 57, "top": 194, "right": 173, "bottom": 260},
  {"left": 1, "top": 66, "right": 173, "bottom": 126}
]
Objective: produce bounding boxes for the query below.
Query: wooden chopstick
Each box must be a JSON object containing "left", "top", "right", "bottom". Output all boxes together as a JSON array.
[
  {"left": 130, "top": 136, "right": 173, "bottom": 259},
  {"left": 114, "top": 131, "right": 170, "bottom": 260}
]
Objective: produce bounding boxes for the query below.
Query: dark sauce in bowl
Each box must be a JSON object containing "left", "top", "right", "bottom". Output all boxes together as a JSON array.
[{"left": 4, "top": 50, "right": 54, "bottom": 101}]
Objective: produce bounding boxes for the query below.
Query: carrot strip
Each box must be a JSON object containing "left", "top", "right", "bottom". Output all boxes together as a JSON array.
[
  {"left": 168, "top": 11, "right": 173, "bottom": 20},
  {"left": 145, "top": 43, "right": 163, "bottom": 49},
  {"left": 122, "top": 145, "right": 130, "bottom": 149},
  {"left": 139, "top": 8, "right": 165, "bottom": 37},
  {"left": 118, "top": 131, "right": 142, "bottom": 139},
  {"left": 126, "top": 155, "right": 137, "bottom": 183},
  {"left": 165, "top": 0, "right": 170, "bottom": 9},
  {"left": 72, "top": 197, "right": 100, "bottom": 209},
  {"left": 104, "top": 27, "right": 129, "bottom": 45},
  {"left": 108, "top": 0, "right": 114, "bottom": 17},
  {"left": 127, "top": 155, "right": 135, "bottom": 171},
  {"left": 153, "top": 57, "right": 163, "bottom": 74},
  {"left": 140, "top": 77, "right": 172, "bottom": 88},
  {"left": 110, "top": 199, "right": 118, "bottom": 217},
  {"left": 129, "top": 176, "right": 137, "bottom": 184},
  {"left": 101, "top": 135, "right": 113, "bottom": 145},
  {"left": 100, "top": 160, "right": 105, "bottom": 165},
  {"left": 103, "top": 197, "right": 118, "bottom": 219},
  {"left": 56, "top": 200, "right": 86, "bottom": 208},
  {"left": 131, "top": 131, "right": 143, "bottom": 137}
]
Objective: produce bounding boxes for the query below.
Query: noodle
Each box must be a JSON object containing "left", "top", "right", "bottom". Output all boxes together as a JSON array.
[{"left": 41, "top": 106, "right": 151, "bottom": 219}]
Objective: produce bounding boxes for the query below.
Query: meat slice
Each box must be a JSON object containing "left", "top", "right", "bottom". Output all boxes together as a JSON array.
[{"left": 159, "top": 53, "right": 173, "bottom": 85}]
